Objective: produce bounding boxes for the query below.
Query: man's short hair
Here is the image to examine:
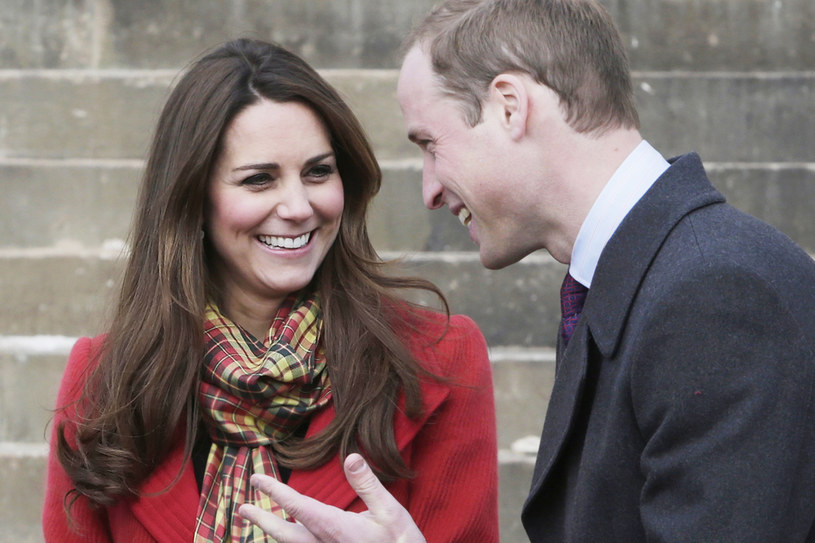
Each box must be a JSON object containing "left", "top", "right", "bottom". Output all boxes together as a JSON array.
[{"left": 403, "top": 0, "right": 640, "bottom": 133}]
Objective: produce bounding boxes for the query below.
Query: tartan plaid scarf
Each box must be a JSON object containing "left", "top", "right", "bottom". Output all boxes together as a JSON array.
[{"left": 194, "top": 293, "right": 332, "bottom": 543}]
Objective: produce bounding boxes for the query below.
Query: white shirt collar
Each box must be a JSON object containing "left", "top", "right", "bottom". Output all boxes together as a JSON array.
[{"left": 569, "top": 140, "right": 669, "bottom": 288}]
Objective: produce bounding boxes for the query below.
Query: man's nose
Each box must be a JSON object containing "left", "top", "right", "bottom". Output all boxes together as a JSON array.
[{"left": 421, "top": 161, "right": 444, "bottom": 210}]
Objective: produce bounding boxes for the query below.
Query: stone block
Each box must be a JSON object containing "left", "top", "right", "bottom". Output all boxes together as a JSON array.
[
  {"left": 371, "top": 164, "right": 480, "bottom": 253},
  {"left": 607, "top": 0, "right": 815, "bottom": 71},
  {"left": 0, "top": 447, "right": 47, "bottom": 543},
  {"left": 0, "top": 254, "right": 567, "bottom": 346},
  {"left": 5, "top": 161, "right": 815, "bottom": 255},
  {"left": 499, "top": 455, "right": 537, "bottom": 543},
  {"left": 0, "top": 352, "right": 67, "bottom": 442},
  {"left": 0, "top": 255, "right": 120, "bottom": 337},
  {"left": 0, "top": 162, "right": 141, "bottom": 249},
  {"left": 393, "top": 255, "right": 567, "bottom": 348},
  {"left": 326, "top": 71, "right": 415, "bottom": 161},
  {"left": 708, "top": 164, "right": 815, "bottom": 255},
  {"left": 0, "top": 0, "right": 98, "bottom": 69},
  {"left": 3, "top": 0, "right": 813, "bottom": 71},
  {"left": 0, "top": 0, "right": 437, "bottom": 70},
  {"left": 491, "top": 350, "right": 554, "bottom": 450},
  {"left": 636, "top": 74, "right": 815, "bottom": 163},
  {"left": 0, "top": 72, "right": 171, "bottom": 160},
  {"left": 3, "top": 71, "right": 813, "bottom": 163}
]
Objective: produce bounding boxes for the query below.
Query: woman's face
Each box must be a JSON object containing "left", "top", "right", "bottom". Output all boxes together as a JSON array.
[{"left": 206, "top": 99, "right": 344, "bottom": 316}]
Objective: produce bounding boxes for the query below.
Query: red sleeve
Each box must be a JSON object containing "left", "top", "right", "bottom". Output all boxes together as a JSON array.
[
  {"left": 42, "top": 336, "right": 112, "bottom": 542},
  {"left": 407, "top": 314, "right": 500, "bottom": 543}
]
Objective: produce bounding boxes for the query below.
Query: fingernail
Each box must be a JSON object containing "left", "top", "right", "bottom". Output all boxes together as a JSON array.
[{"left": 348, "top": 456, "right": 365, "bottom": 473}]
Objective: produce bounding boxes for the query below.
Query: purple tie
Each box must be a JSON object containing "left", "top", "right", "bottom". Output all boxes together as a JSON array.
[{"left": 560, "top": 273, "right": 588, "bottom": 345}]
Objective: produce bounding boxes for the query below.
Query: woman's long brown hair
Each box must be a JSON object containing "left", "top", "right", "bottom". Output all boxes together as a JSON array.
[{"left": 56, "top": 38, "right": 448, "bottom": 507}]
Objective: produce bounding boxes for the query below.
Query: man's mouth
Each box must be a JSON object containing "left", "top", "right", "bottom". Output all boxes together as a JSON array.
[
  {"left": 258, "top": 232, "right": 311, "bottom": 249},
  {"left": 457, "top": 207, "right": 472, "bottom": 226}
]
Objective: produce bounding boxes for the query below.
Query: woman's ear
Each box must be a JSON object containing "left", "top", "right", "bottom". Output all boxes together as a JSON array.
[{"left": 488, "top": 73, "right": 529, "bottom": 140}]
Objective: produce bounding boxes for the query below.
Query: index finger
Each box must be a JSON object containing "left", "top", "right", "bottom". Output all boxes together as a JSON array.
[
  {"left": 249, "top": 474, "right": 348, "bottom": 536},
  {"left": 237, "top": 502, "right": 315, "bottom": 543}
]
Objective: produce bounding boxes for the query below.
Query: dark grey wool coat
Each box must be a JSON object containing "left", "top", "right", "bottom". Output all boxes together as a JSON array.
[{"left": 522, "top": 153, "right": 815, "bottom": 542}]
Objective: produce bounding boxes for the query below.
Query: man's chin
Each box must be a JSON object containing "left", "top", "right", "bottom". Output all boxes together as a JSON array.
[{"left": 478, "top": 246, "right": 524, "bottom": 271}]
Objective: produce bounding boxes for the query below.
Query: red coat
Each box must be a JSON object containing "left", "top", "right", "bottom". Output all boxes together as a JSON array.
[{"left": 43, "top": 313, "right": 499, "bottom": 542}]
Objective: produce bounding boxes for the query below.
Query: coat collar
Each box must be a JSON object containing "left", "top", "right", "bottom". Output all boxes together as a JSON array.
[
  {"left": 127, "top": 368, "right": 450, "bottom": 541},
  {"left": 584, "top": 152, "right": 724, "bottom": 358},
  {"left": 524, "top": 152, "right": 725, "bottom": 507}
]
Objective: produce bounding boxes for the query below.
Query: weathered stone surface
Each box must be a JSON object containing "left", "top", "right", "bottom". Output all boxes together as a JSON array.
[
  {"left": 3, "top": 72, "right": 813, "bottom": 163},
  {"left": 0, "top": 162, "right": 141, "bottom": 249},
  {"left": 0, "top": 352, "right": 65, "bottom": 442},
  {"left": 491, "top": 354, "right": 554, "bottom": 450},
  {"left": 5, "top": 162, "right": 815, "bottom": 254},
  {"left": 608, "top": 0, "right": 815, "bottom": 71},
  {"left": 499, "top": 455, "right": 537, "bottom": 543},
  {"left": 708, "top": 164, "right": 815, "bottom": 254},
  {"left": 392, "top": 256, "right": 567, "bottom": 348},
  {"left": 0, "top": 254, "right": 566, "bottom": 346},
  {"left": 0, "top": 72, "right": 171, "bottom": 160},
  {"left": 636, "top": 74, "right": 815, "bottom": 162},
  {"left": 3, "top": 0, "right": 813, "bottom": 70},
  {"left": 0, "top": 256, "right": 120, "bottom": 337},
  {"left": 0, "top": 0, "right": 99, "bottom": 69},
  {"left": 0, "top": 450, "right": 47, "bottom": 543}
]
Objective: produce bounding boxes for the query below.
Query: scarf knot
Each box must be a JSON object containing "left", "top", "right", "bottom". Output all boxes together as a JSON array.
[{"left": 195, "top": 293, "right": 331, "bottom": 542}]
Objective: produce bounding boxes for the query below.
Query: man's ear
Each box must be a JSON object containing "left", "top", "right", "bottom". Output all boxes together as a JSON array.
[{"left": 488, "top": 73, "right": 529, "bottom": 140}]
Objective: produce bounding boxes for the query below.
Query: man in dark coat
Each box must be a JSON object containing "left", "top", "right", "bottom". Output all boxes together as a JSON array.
[{"left": 239, "top": 1, "right": 815, "bottom": 541}]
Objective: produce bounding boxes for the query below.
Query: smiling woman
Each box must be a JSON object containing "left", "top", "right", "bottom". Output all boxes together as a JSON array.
[
  {"left": 206, "top": 100, "right": 345, "bottom": 339},
  {"left": 42, "top": 38, "right": 499, "bottom": 543}
]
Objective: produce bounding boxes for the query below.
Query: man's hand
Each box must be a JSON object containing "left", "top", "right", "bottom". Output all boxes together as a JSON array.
[{"left": 237, "top": 453, "right": 427, "bottom": 543}]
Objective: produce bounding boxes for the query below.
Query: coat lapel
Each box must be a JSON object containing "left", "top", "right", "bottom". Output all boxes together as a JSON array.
[{"left": 525, "top": 326, "right": 590, "bottom": 501}]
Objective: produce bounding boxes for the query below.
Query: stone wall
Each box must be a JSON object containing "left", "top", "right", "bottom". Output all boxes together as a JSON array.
[{"left": 1, "top": 1, "right": 813, "bottom": 541}]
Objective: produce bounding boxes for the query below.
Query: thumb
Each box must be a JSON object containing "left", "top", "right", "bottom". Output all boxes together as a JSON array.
[
  {"left": 342, "top": 454, "right": 400, "bottom": 516},
  {"left": 342, "top": 454, "right": 426, "bottom": 542}
]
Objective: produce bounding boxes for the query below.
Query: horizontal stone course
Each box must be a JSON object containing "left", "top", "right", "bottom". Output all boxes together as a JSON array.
[
  {"left": 4, "top": 162, "right": 815, "bottom": 253},
  {"left": 0, "top": 254, "right": 566, "bottom": 346},
  {"left": 2, "top": 0, "right": 812, "bottom": 70},
  {"left": 2, "top": 72, "right": 814, "bottom": 162},
  {"left": 3, "top": 349, "right": 553, "bottom": 455}
]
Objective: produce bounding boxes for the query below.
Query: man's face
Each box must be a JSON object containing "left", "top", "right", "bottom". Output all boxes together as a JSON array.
[{"left": 397, "top": 46, "right": 549, "bottom": 269}]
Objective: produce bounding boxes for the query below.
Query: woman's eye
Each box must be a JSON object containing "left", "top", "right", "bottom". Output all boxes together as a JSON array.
[
  {"left": 241, "top": 173, "right": 272, "bottom": 186},
  {"left": 308, "top": 164, "right": 334, "bottom": 179}
]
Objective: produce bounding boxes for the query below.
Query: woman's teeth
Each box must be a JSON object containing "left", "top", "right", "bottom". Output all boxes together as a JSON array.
[
  {"left": 458, "top": 208, "right": 472, "bottom": 226},
  {"left": 259, "top": 232, "right": 311, "bottom": 249}
]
